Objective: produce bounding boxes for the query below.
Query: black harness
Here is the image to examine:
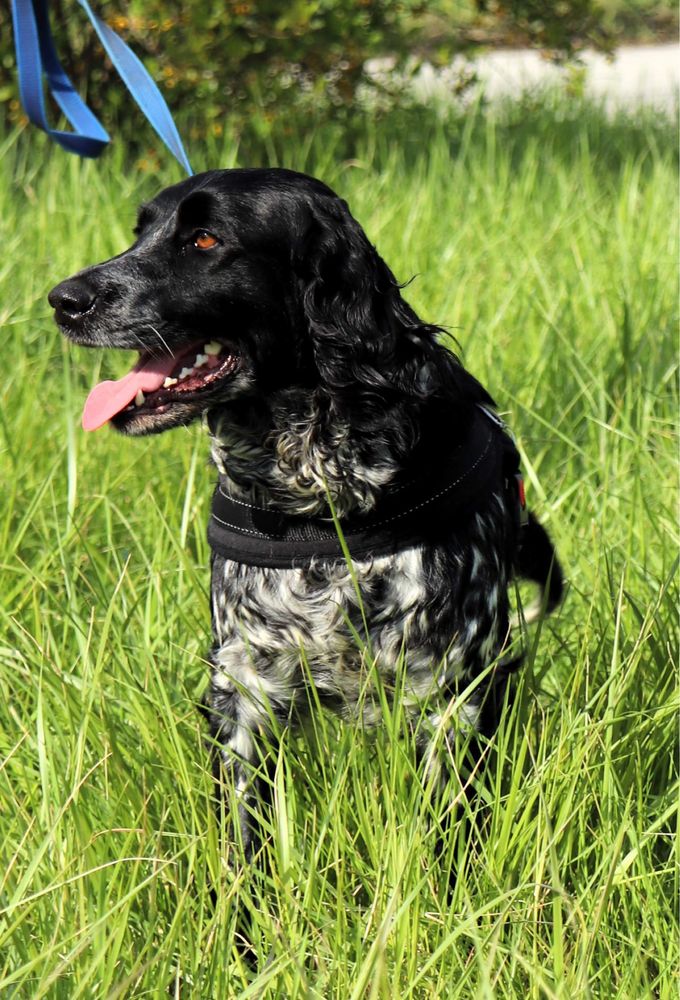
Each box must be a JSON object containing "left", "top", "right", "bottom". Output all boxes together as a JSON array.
[{"left": 208, "top": 405, "right": 527, "bottom": 569}]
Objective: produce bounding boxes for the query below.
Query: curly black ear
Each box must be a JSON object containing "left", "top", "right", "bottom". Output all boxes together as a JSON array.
[
  {"left": 295, "top": 195, "right": 436, "bottom": 397},
  {"left": 294, "top": 193, "right": 495, "bottom": 419}
]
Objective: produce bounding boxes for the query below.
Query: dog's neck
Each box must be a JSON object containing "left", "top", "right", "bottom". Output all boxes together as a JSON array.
[{"left": 208, "top": 388, "right": 417, "bottom": 518}]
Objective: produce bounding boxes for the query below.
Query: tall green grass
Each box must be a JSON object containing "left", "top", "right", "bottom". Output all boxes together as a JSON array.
[{"left": 0, "top": 100, "right": 677, "bottom": 997}]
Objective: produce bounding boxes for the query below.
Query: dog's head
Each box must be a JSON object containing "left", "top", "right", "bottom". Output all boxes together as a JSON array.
[{"left": 49, "top": 167, "right": 449, "bottom": 437}]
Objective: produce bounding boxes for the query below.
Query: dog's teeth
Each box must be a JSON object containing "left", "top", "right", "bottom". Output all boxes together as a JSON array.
[
  {"left": 194, "top": 353, "right": 208, "bottom": 367},
  {"left": 134, "top": 390, "right": 145, "bottom": 407},
  {"left": 204, "top": 341, "right": 221, "bottom": 355},
  {"left": 163, "top": 376, "right": 178, "bottom": 388},
  {"left": 179, "top": 367, "right": 194, "bottom": 380}
]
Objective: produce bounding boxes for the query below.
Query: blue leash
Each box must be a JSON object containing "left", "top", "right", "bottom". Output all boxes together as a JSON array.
[{"left": 10, "top": 0, "right": 193, "bottom": 174}]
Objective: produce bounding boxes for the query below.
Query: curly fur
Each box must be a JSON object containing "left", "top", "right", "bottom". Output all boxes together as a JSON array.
[{"left": 49, "top": 167, "right": 563, "bottom": 860}]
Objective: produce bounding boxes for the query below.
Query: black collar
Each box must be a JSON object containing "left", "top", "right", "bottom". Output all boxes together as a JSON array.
[{"left": 208, "top": 405, "right": 524, "bottom": 568}]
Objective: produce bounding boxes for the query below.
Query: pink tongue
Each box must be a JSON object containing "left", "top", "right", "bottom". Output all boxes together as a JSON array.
[{"left": 82, "top": 353, "right": 180, "bottom": 431}]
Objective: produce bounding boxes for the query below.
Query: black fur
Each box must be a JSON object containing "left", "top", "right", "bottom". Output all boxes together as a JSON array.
[{"left": 49, "top": 168, "right": 563, "bottom": 861}]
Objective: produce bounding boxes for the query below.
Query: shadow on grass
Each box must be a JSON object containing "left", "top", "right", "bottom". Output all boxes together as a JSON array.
[
  {"left": 4, "top": 92, "right": 677, "bottom": 189},
  {"left": 209, "top": 94, "right": 678, "bottom": 175}
]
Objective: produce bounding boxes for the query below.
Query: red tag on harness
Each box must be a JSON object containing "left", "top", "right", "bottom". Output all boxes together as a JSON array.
[{"left": 515, "top": 473, "right": 529, "bottom": 526}]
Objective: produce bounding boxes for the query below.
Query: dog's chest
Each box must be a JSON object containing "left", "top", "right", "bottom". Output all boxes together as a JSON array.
[
  {"left": 209, "top": 501, "right": 510, "bottom": 716},
  {"left": 210, "top": 549, "right": 433, "bottom": 699}
]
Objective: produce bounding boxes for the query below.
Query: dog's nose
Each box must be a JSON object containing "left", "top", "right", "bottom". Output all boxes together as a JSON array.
[{"left": 48, "top": 277, "right": 97, "bottom": 322}]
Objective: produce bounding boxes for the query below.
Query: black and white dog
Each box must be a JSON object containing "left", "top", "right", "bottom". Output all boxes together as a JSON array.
[{"left": 49, "top": 168, "right": 562, "bottom": 858}]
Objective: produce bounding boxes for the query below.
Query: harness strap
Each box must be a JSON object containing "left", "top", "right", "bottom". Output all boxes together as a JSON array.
[{"left": 208, "top": 406, "right": 526, "bottom": 568}]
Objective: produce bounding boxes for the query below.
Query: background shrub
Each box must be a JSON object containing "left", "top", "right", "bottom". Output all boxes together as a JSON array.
[{"left": 1, "top": 0, "right": 675, "bottom": 149}]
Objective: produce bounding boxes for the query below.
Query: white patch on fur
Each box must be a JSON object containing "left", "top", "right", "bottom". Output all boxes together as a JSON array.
[
  {"left": 458, "top": 700, "right": 481, "bottom": 732},
  {"left": 225, "top": 725, "right": 254, "bottom": 763}
]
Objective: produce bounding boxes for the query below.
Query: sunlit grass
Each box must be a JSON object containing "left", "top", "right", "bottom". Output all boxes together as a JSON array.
[{"left": 0, "top": 99, "right": 677, "bottom": 996}]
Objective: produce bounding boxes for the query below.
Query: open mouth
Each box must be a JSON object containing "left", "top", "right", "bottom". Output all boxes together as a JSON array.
[{"left": 82, "top": 340, "right": 240, "bottom": 431}]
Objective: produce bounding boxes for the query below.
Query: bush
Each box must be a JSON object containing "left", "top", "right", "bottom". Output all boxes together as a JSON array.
[{"left": 0, "top": 0, "right": 667, "bottom": 146}]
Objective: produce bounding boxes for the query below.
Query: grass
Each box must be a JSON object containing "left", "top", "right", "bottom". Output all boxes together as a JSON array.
[{"left": 0, "top": 98, "right": 677, "bottom": 997}]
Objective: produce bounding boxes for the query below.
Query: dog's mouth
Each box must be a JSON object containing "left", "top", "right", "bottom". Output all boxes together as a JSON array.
[{"left": 82, "top": 340, "right": 241, "bottom": 431}]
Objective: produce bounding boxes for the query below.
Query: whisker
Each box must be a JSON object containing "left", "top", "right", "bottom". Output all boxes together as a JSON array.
[{"left": 148, "top": 325, "right": 173, "bottom": 357}]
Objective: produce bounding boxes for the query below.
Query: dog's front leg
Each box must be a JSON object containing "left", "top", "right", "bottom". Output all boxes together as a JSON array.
[{"left": 207, "top": 660, "right": 282, "bottom": 863}]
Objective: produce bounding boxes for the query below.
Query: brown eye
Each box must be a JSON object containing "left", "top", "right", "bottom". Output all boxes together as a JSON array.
[{"left": 193, "top": 231, "right": 218, "bottom": 250}]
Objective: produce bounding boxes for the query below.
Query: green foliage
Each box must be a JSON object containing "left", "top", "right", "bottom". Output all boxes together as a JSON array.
[
  {"left": 1, "top": 0, "right": 675, "bottom": 144},
  {"left": 5, "top": 0, "right": 429, "bottom": 140},
  {"left": 0, "top": 97, "right": 677, "bottom": 995},
  {"left": 484, "top": 0, "right": 609, "bottom": 49}
]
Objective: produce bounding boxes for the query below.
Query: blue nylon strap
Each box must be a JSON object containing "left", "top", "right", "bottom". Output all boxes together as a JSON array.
[{"left": 10, "top": 0, "right": 192, "bottom": 173}]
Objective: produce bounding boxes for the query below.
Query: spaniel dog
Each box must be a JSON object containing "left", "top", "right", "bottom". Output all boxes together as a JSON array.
[{"left": 49, "top": 168, "right": 562, "bottom": 859}]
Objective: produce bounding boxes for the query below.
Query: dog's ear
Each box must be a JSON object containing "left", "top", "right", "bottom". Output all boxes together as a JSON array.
[
  {"left": 293, "top": 194, "right": 495, "bottom": 417},
  {"left": 294, "top": 196, "right": 436, "bottom": 398}
]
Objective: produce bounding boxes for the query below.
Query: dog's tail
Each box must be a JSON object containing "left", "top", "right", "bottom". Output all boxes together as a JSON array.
[{"left": 514, "top": 513, "right": 564, "bottom": 624}]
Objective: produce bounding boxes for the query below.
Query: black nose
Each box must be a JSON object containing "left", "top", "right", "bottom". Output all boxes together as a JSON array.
[{"left": 48, "top": 277, "right": 97, "bottom": 322}]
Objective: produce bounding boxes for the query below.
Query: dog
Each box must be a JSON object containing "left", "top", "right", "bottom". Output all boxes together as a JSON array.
[{"left": 49, "top": 168, "right": 562, "bottom": 860}]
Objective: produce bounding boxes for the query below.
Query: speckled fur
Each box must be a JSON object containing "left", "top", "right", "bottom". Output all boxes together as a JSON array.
[
  {"left": 209, "top": 505, "right": 511, "bottom": 728},
  {"left": 206, "top": 401, "right": 519, "bottom": 856}
]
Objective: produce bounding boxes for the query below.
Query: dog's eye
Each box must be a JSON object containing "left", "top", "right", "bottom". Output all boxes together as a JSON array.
[{"left": 192, "top": 231, "right": 219, "bottom": 250}]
